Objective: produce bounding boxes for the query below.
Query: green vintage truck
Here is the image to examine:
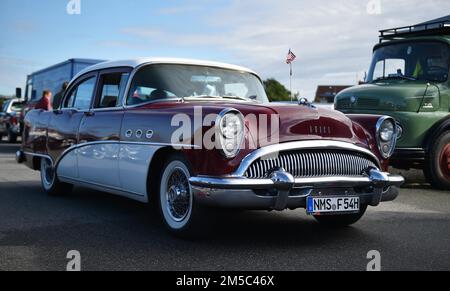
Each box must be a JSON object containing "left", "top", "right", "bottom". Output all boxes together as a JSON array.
[{"left": 335, "top": 16, "right": 450, "bottom": 190}]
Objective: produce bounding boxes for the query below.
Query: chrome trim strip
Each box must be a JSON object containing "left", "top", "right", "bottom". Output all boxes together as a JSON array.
[
  {"left": 23, "top": 152, "right": 54, "bottom": 166},
  {"left": 26, "top": 140, "right": 200, "bottom": 170},
  {"left": 233, "top": 140, "right": 381, "bottom": 177},
  {"left": 54, "top": 140, "right": 200, "bottom": 168}
]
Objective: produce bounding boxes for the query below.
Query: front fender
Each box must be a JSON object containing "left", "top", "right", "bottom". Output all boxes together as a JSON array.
[{"left": 346, "top": 114, "right": 389, "bottom": 171}]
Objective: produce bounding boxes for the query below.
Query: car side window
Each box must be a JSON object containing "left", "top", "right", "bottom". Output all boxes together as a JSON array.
[
  {"left": 96, "top": 73, "right": 129, "bottom": 108},
  {"left": 63, "top": 76, "right": 96, "bottom": 110}
]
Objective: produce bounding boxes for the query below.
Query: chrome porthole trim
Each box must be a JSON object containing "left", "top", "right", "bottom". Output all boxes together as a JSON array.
[
  {"left": 125, "top": 129, "right": 133, "bottom": 138},
  {"left": 146, "top": 130, "right": 154, "bottom": 139}
]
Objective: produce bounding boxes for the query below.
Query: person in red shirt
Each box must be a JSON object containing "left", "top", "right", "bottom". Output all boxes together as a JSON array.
[{"left": 35, "top": 90, "right": 53, "bottom": 111}]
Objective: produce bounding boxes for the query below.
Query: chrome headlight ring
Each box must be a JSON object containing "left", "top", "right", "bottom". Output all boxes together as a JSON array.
[
  {"left": 215, "top": 108, "right": 245, "bottom": 159},
  {"left": 376, "top": 116, "right": 398, "bottom": 159}
]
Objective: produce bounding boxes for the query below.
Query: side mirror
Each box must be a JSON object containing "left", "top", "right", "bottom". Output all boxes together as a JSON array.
[{"left": 16, "top": 88, "right": 22, "bottom": 99}]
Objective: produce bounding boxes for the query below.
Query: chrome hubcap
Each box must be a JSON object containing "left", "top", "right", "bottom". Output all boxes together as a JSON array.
[
  {"left": 165, "top": 168, "right": 190, "bottom": 222},
  {"left": 440, "top": 144, "right": 450, "bottom": 179},
  {"left": 42, "top": 159, "right": 54, "bottom": 186}
]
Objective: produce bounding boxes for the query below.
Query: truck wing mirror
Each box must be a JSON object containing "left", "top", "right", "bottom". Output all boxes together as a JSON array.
[{"left": 16, "top": 88, "right": 22, "bottom": 99}]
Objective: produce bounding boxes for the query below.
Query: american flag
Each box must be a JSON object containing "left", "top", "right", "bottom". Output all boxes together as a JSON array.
[{"left": 286, "top": 49, "right": 296, "bottom": 64}]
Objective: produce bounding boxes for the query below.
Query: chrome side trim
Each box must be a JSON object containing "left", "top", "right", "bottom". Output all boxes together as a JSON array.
[
  {"left": 54, "top": 140, "right": 200, "bottom": 168},
  {"left": 23, "top": 152, "right": 54, "bottom": 166},
  {"left": 25, "top": 140, "right": 199, "bottom": 169},
  {"left": 233, "top": 140, "right": 381, "bottom": 177}
]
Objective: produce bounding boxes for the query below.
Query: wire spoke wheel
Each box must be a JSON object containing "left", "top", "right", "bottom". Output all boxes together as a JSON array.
[
  {"left": 166, "top": 168, "right": 190, "bottom": 222},
  {"left": 159, "top": 158, "right": 194, "bottom": 231}
]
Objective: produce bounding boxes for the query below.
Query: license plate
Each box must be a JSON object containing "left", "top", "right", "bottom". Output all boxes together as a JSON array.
[{"left": 307, "top": 196, "right": 360, "bottom": 215}]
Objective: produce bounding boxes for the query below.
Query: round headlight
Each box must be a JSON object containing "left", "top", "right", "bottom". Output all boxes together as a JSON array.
[
  {"left": 376, "top": 116, "right": 398, "bottom": 159},
  {"left": 379, "top": 119, "right": 395, "bottom": 142},
  {"left": 219, "top": 113, "right": 243, "bottom": 139},
  {"left": 216, "top": 110, "right": 244, "bottom": 159}
]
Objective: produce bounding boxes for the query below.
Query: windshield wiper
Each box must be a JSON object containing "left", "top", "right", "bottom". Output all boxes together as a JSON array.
[
  {"left": 183, "top": 95, "right": 252, "bottom": 101},
  {"left": 371, "top": 75, "right": 417, "bottom": 83},
  {"left": 221, "top": 95, "right": 251, "bottom": 101},
  {"left": 183, "top": 95, "right": 220, "bottom": 99}
]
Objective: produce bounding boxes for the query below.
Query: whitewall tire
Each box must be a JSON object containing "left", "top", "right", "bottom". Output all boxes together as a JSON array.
[
  {"left": 40, "top": 158, "right": 73, "bottom": 196},
  {"left": 158, "top": 154, "right": 208, "bottom": 236}
]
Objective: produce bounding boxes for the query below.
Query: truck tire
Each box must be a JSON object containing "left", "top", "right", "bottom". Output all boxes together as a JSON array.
[
  {"left": 424, "top": 130, "right": 450, "bottom": 190},
  {"left": 157, "top": 153, "right": 210, "bottom": 238},
  {"left": 314, "top": 204, "right": 368, "bottom": 227}
]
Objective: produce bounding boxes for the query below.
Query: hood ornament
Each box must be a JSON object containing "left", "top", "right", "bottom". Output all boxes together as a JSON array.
[{"left": 298, "top": 97, "right": 316, "bottom": 109}]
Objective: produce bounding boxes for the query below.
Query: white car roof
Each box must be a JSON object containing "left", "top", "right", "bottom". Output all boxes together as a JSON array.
[{"left": 73, "top": 58, "right": 259, "bottom": 81}]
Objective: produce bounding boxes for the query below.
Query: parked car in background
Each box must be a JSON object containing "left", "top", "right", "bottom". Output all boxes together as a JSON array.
[
  {"left": 17, "top": 58, "right": 404, "bottom": 236},
  {"left": 335, "top": 16, "right": 450, "bottom": 190},
  {"left": 0, "top": 98, "right": 25, "bottom": 143}
]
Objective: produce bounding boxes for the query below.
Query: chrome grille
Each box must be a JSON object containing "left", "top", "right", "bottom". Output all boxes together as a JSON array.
[{"left": 244, "top": 150, "right": 377, "bottom": 179}]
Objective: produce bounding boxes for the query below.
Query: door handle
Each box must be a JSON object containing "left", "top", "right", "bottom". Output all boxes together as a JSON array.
[{"left": 84, "top": 111, "right": 95, "bottom": 117}]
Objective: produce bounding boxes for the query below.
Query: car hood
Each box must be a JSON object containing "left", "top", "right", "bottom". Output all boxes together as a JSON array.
[
  {"left": 147, "top": 100, "right": 369, "bottom": 148},
  {"left": 335, "top": 82, "right": 430, "bottom": 112}
]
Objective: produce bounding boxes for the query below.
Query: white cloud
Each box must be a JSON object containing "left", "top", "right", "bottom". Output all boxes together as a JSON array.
[{"left": 119, "top": 0, "right": 450, "bottom": 98}]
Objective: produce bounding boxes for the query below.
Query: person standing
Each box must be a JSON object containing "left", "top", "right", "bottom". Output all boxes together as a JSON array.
[
  {"left": 53, "top": 82, "right": 69, "bottom": 109},
  {"left": 35, "top": 90, "right": 53, "bottom": 111}
]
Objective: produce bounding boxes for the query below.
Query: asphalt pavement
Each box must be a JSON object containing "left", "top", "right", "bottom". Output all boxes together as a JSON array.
[{"left": 0, "top": 141, "right": 449, "bottom": 271}]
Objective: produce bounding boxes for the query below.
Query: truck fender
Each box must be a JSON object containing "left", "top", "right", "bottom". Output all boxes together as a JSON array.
[{"left": 423, "top": 115, "right": 450, "bottom": 153}]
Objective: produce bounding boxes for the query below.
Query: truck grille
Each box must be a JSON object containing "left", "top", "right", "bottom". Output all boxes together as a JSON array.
[
  {"left": 336, "top": 97, "right": 380, "bottom": 109},
  {"left": 244, "top": 150, "right": 377, "bottom": 179}
]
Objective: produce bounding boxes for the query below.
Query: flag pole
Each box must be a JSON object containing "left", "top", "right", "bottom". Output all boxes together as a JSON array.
[{"left": 290, "top": 62, "right": 293, "bottom": 102}]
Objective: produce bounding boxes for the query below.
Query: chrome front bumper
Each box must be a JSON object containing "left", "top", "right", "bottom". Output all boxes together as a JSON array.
[{"left": 189, "top": 169, "right": 404, "bottom": 211}]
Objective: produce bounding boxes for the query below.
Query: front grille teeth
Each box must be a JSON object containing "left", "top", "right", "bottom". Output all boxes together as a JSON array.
[{"left": 244, "top": 150, "right": 377, "bottom": 179}]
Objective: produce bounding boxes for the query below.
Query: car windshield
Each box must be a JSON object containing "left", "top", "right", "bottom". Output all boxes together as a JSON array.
[
  {"left": 11, "top": 102, "right": 23, "bottom": 112},
  {"left": 367, "top": 41, "right": 450, "bottom": 83},
  {"left": 127, "top": 64, "right": 269, "bottom": 105}
]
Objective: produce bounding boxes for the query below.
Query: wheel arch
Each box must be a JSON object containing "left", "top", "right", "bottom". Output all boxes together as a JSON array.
[
  {"left": 423, "top": 116, "right": 450, "bottom": 153},
  {"left": 146, "top": 147, "right": 190, "bottom": 204}
]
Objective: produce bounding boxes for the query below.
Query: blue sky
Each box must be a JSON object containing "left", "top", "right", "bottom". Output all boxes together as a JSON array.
[{"left": 1, "top": 0, "right": 449, "bottom": 97}]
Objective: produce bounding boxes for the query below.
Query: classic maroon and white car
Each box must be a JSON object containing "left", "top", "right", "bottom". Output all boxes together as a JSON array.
[{"left": 17, "top": 58, "right": 404, "bottom": 236}]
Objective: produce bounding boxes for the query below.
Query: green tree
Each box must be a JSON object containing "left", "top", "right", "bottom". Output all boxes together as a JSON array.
[{"left": 263, "top": 79, "right": 292, "bottom": 102}]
